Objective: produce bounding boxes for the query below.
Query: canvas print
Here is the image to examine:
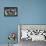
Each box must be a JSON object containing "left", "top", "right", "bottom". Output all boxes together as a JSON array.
[{"left": 4, "top": 7, "right": 18, "bottom": 16}]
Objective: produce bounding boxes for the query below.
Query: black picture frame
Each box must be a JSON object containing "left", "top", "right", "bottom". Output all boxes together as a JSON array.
[{"left": 4, "top": 7, "right": 18, "bottom": 16}]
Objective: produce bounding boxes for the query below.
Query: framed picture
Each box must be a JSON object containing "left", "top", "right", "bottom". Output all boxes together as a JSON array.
[
  {"left": 4, "top": 7, "right": 18, "bottom": 16},
  {"left": 18, "top": 24, "right": 46, "bottom": 42}
]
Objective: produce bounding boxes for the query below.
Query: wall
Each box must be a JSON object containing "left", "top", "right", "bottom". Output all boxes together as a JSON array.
[
  {"left": 20, "top": 0, "right": 46, "bottom": 24},
  {"left": 0, "top": 0, "right": 46, "bottom": 44},
  {"left": 0, "top": 0, "right": 20, "bottom": 44}
]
